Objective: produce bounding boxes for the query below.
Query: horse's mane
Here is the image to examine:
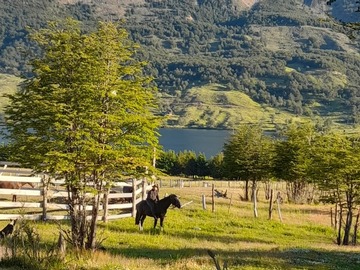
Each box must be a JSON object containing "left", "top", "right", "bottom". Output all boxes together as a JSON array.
[{"left": 160, "top": 194, "right": 177, "bottom": 201}]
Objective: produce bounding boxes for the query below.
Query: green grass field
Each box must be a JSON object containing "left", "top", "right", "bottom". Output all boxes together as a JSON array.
[{"left": 1, "top": 182, "right": 358, "bottom": 270}]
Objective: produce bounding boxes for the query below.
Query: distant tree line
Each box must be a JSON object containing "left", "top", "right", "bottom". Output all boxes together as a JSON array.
[
  {"left": 157, "top": 122, "right": 360, "bottom": 246},
  {"left": 157, "top": 150, "right": 223, "bottom": 179}
]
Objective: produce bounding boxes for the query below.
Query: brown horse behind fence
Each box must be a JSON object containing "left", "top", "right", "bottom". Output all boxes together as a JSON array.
[{"left": 0, "top": 182, "right": 36, "bottom": 202}]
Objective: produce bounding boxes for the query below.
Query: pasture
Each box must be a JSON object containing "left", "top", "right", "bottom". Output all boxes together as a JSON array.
[{"left": 1, "top": 182, "right": 360, "bottom": 270}]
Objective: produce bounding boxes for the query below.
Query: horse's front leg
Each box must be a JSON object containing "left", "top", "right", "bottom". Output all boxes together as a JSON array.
[
  {"left": 140, "top": 216, "right": 146, "bottom": 231},
  {"left": 153, "top": 217, "right": 158, "bottom": 229}
]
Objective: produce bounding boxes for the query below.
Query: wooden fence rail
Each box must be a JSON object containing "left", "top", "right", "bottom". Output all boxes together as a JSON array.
[{"left": 0, "top": 167, "right": 151, "bottom": 221}]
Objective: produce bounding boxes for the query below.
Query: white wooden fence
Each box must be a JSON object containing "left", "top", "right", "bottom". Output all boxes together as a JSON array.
[{"left": 0, "top": 165, "right": 151, "bottom": 221}]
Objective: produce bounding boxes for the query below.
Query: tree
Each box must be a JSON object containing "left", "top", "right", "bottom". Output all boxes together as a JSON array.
[
  {"left": 196, "top": 153, "right": 209, "bottom": 179},
  {"left": 273, "top": 122, "right": 317, "bottom": 203},
  {"left": 2, "top": 19, "right": 159, "bottom": 250},
  {"left": 311, "top": 133, "right": 360, "bottom": 245},
  {"left": 208, "top": 153, "right": 225, "bottom": 179},
  {"left": 157, "top": 150, "right": 181, "bottom": 176},
  {"left": 223, "top": 125, "right": 274, "bottom": 202},
  {"left": 178, "top": 150, "right": 197, "bottom": 177}
]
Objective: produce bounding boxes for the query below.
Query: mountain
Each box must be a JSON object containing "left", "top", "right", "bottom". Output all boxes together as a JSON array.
[
  {"left": 1, "top": 0, "right": 360, "bottom": 130},
  {"left": 309, "top": 0, "right": 360, "bottom": 23}
]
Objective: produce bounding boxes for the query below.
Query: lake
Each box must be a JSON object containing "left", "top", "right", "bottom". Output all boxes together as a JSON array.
[
  {"left": 159, "top": 128, "right": 231, "bottom": 157},
  {"left": 0, "top": 127, "right": 231, "bottom": 158}
]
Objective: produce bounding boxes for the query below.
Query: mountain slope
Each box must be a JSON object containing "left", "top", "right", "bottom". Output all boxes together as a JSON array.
[
  {"left": 308, "top": 0, "right": 360, "bottom": 23},
  {"left": 1, "top": 0, "right": 360, "bottom": 130}
]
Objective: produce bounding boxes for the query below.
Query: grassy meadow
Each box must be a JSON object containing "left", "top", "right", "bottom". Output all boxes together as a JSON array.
[
  {"left": 170, "top": 84, "right": 301, "bottom": 130},
  {"left": 1, "top": 181, "right": 359, "bottom": 270}
]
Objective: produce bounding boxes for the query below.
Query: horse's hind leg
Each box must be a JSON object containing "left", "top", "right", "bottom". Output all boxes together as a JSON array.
[{"left": 160, "top": 217, "right": 164, "bottom": 231}]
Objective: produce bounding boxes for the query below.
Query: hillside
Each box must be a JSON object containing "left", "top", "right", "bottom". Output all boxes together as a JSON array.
[
  {"left": 319, "top": 0, "right": 360, "bottom": 23},
  {"left": 165, "top": 84, "right": 302, "bottom": 130},
  {"left": 0, "top": 0, "right": 360, "bottom": 130}
]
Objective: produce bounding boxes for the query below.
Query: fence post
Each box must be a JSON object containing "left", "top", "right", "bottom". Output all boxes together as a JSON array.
[
  {"left": 212, "top": 184, "right": 215, "bottom": 212},
  {"left": 276, "top": 191, "right": 283, "bottom": 223},
  {"left": 132, "top": 179, "right": 136, "bottom": 217},
  {"left": 57, "top": 232, "right": 66, "bottom": 259},
  {"left": 228, "top": 193, "right": 233, "bottom": 213},
  {"left": 253, "top": 183, "right": 258, "bottom": 218},
  {"left": 142, "top": 179, "right": 146, "bottom": 200},
  {"left": 42, "top": 175, "right": 48, "bottom": 221},
  {"left": 202, "top": 195, "right": 206, "bottom": 210}
]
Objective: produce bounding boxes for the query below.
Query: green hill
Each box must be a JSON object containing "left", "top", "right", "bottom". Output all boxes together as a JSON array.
[
  {"left": 1, "top": 0, "right": 360, "bottom": 130},
  {"left": 165, "top": 84, "right": 301, "bottom": 130}
]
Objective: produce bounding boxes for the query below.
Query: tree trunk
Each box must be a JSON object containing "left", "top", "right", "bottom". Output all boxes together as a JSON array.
[
  {"left": 67, "top": 177, "right": 88, "bottom": 249},
  {"left": 87, "top": 192, "right": 101, "bottom": 249},
  {"left": 334, "top": 202, "right": 338, "bottom": 230},
  {"left": 337, "top": 203, "right": 342, "bottom": 245},
  {"left": 244, "top": 180, "right": 249, "bottom": 201},
  {"left": 268, "top": 189, "right": 274, "bottom": 220},
  {"left": 352, "top": 209, "right": 360, "bottom": 245},
  {"left": 264, "top": 181, "right": 271, "bottom": 200},
  {"left": 252, "top": 181, "right": 258, "bottom": 218},
  {"left": 342, "top": 193, "right": 354, "bottom": 245},
  {"left": 286, "top": 180, "right": 307, "bottom": 204},
  {"left": 342, "top": 209, "right": 352, "bottom": 245}
]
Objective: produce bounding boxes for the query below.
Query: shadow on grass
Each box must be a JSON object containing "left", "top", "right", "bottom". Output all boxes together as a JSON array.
[{"left": 105, "top": 246, "right": 360, "bottom": 270}]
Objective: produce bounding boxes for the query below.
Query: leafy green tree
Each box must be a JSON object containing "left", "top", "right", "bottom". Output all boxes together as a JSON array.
[
  {"left": 157, "top": 150, "right": 181, "bottom": 176},
  {"left": 196, "top": 153, "right": 209, "bottom": 179},
  {"left": 0, "top": 144, "right": 10, "bottom": 161},
  {"left": 208, "top": 153, "right": 225, "bottom": 179},
  {"left": 223, "top": 125, "right": 274, "bottom": 201},
  {"left": 310, "top": 133, "right": 360, "bottom": 245},
  {"left": 178, "top": 150, "right": 197, "bottom": 177},
  {"left": 273, "top": 122, "right": 317, "bottom": 203},
  {"left": 2, "top": 19, "right": 159, "bottom": 250}
]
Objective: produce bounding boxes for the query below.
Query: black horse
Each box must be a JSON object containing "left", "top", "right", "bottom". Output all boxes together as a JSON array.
[
  {"left": 135, "top": 194, "right": 181, "bottom": 230},
  {"left": 0, "top": 219, "right": 16, "bottom": 238}
]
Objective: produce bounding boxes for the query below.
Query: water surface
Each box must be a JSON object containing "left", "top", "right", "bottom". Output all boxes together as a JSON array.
[{"left": 159, "top": 128, "right": 231, "bottom": 157}]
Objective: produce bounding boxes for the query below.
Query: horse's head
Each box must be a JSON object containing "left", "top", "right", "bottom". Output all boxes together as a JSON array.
[{"left": 169, "top": 194, "right": 181, "bottom": 208}]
